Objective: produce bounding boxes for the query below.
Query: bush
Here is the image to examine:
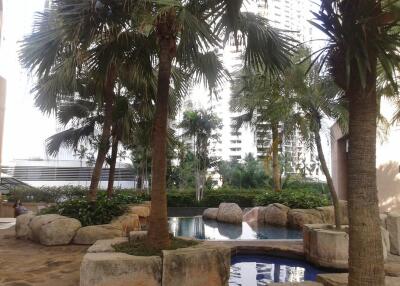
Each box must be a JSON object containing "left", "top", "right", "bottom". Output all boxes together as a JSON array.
[
  {"left": 254, "top": 189, "right": 331, "bottom": 209},
  {"left": 167, "top": 189, "right": 264, "bottom": 208},
  {"left": 41, "top": 191, "right": 149, "bottom": 226},
  {"left": 8, "top": 186, "right": 150, "bottom": 204},
  {"left": 8, "top": 186, "right": 88, "bottom": 203}
]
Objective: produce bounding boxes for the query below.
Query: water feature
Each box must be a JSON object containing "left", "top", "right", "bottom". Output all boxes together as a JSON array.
[
  {"left": 168, "top": 216, "right": 302, "bottom": 240},
  {"left": 229, "top": 255, "right": 326, "bottom": 285}
]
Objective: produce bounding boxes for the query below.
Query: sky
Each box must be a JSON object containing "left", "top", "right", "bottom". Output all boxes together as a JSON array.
[
  {"left": 0, "top": 0, "right": 329, "bottom": 167},
  {"left": 0, "top": 0, "right": 57, "bottom": 163}
]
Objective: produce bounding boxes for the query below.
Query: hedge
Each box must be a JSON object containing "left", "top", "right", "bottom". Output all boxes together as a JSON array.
[{"left": 253, "top": 189, "right": 331, "bottom": 209}]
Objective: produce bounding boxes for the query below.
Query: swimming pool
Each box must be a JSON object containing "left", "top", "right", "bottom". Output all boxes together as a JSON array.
[
  {"left": 229, "top": 255, "right": 326, "bottom": 285},
  {"left": 168, "top": 216, "right": 302, "bottom": 240}
]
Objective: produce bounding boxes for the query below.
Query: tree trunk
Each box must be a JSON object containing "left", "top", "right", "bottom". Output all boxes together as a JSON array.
[
  {"left": 314, "top": 129, "right": 341, "bottom": 229},
  {"left": 147, "top": 11, "right": 177, "bottom": 250},
  {"left": 271, "top": 123, "right": 281, "bottom": 192},
  {"left": 88, "top": 65, "right": 116, "bottom": 201},
  {"left": 107, "top": 132, "right": 119, "bottom": 198},
  {"left": 347, "top": 53, "right": 384, "bottom": 286}
]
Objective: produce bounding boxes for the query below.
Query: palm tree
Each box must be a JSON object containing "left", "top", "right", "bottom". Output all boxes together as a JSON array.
[
  {"left": 131, "top": 0, "right": 294, "bottom": 249},
  {"left": 311, "top": 1, "right": 400, "bottom": 285},
  {"left": 20, "top": 0, "right": 156, "bottom": 202},
  {"left": 179, "top": 109, "right": 222, "bottom": 201},
  {"left": 230, "top": 69, "right": 296, "bottom": 192},
  {"left": 289, "top": 48, "right": 348, "bottom": 229}
]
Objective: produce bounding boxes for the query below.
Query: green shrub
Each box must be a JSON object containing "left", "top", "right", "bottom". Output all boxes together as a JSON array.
[
  {"left": 283, "top": 178, "right": 328, "bottom": 194},
  {"left": 8, "top": 186, "right": 88, "bottom": 203},
  {"left": 41, "top": 191, "right": 149, "bottom": 226},
  {"left": 42, "top": 197, "right": 125, "bottom": 226},
  {"left": 167, "top": 189, "right": 263, "bottom": 207},
  {"left": 254, "top": 189, "right": 331, "bottom": 209}
]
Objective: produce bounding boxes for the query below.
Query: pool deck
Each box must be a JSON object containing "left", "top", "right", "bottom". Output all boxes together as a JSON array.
[{"left": 1, "top": 225, "right": 400, "bottom": 285}]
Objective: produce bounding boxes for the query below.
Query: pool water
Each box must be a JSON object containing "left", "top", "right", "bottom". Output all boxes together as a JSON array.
[
  {"left": 229, "top": 255, "right": 326, "bottom": 285},
  {"left": 168, "top": 216, "right": 302, "bottom": 240}
]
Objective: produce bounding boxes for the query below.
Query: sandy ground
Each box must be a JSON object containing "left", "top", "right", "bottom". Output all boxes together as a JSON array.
[{"left": 0, "top": 227, "right": 87, "bottom": 286}]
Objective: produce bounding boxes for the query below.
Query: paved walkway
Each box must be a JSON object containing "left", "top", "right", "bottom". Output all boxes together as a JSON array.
[{"left": 0, "top": 227, "right": 88, "bottom": 286}]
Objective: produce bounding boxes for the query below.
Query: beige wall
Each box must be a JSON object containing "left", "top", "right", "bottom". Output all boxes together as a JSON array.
[{"left": 331, "top": 100, "right": 400, "bottom": 213}]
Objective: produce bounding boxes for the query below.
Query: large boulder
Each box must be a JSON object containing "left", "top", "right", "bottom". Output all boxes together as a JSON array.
[
  {"left": 243, "top": 207, "right": 267, "bottom": 225},
  {"left": 87, "top": 237, "right": 129, "bottom": 253},
  {"left": 29, "top": 214, "right": 64, "bottom": 241},
  {"left": 264, "top": 203, "right": 290, "bottom": 226},
  {"left": 288, "top": 209, "right": 324, "bottom": 229},
  {"left": 111, "top": 213, "right": 141, "bottom": 235},
  {"left": 15, "top": 212, "right": 35, "bottom": 239},
  {"left": 387, "top": 211, "right": 400, "bottom": 255},
  {"left": 216, "top": 203, "right": 243, "bottom": 224},
  {"left": 80, "top": 253, "right": 162, "bottom": 286},
  {"left": 40, "top": 217, "right": 81, "bottom": 246},
  {"left": 203, "top": 208, "right": 219, "bottom": 220},
  {"left": 73, "top": 224, "right": 124, "bottom": 245},
  {"left": 316, "top": 200, "right": 349, "bottom": 225},
  {"left": 162, "top": 245, "right": 230, "bottom": 286},
  {"left": 128, "top": 205, "right": 151, "bottom": 218},
  {"left": 29, "top": 214, "right": 81, "bottom": 245}
]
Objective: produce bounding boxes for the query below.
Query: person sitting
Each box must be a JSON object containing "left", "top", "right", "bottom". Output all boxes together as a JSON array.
[{"left": 13, "top": 200, "right": 29, "bottom": 217}]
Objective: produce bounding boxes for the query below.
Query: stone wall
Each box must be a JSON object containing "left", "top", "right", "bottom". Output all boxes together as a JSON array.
[{"left": 80, "top": 238, "right": 231, "bottom": 286}]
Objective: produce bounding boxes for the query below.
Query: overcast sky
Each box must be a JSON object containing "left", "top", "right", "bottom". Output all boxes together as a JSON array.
[{"left": 0, "top": 0, "right": 328, "bottom": 165}]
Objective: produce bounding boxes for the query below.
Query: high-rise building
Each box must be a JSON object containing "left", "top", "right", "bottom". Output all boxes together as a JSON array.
[{"left": 184, "top": 0, "right": 321, "bottom": 179}]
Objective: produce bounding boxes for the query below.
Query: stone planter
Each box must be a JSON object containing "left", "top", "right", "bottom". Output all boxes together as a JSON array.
[
  {"left": 304, "top": 224, "right": 389, "bottom": 269},
  {"left": 80, "top": 239, "right": 231, "bottom": 286},
  {"left": 304, "top": 224, "right": 349, "bottom": 269}
]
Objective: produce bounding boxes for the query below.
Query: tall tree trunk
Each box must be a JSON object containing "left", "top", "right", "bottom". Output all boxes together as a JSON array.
[
  {"left": 88, "top": 65, "right": 116, "bottom": 201},
  {"left": 107, "top": 131, "right": 119, "bottom": 198},
  {"left": 347, "top": 80, "right": 384, "bottom": 286},
  {"left": 147, "top": 11, "right": 177, "bottom": 250},
  {"left": 271, "top": 123, "right": 281, "bottom": 192},
  {"left": 314, "top": 128, "right": 341, "bottom": 229}
]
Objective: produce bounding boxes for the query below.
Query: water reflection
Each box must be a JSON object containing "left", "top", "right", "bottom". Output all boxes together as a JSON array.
[
  {"left": 229, "top": 255, "right": 324, "bottom": 285},
  {"left": 168, "top": 216, "right": 302, "bottom": 240}
]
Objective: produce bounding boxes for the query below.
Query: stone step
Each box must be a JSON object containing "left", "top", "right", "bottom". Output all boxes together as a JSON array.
[{"left": 317, "top": 273, "right": 400, "bottom": 286}]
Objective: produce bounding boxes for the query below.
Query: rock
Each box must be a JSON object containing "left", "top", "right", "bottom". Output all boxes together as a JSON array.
[
  {"left": 39, "top": 217, "right": 81, "bottom": 246},
  {"left": 162, "top": 245, "right": 230, "bottom": 286},
  {"left": 80, "top": 253, "right": 162, "bottom": 286},
  {"left": 305, "top": 224, "right": 389, "bottom": 269},
  {"left": 264, "top": 203, "right": 290, "bottom": 226},
  {"left": 129, "top": 231, "right": 147, "bottom": 243},
  {"left": 385, "top": 262, "right": 400, "bottom": 277},
  {"left": 316, "top": 201, "right": 349, "bottom": 226},
  {"left": 216, "top": 203, "right": 243, "bottom": 224},
  {"left": 128, "top": 205, "right": 151, "bottom": 218},
  {"left": 243, "top": 207, "right": 267, "bottom": 224},
  {"left": 317, "top": 273, "right": 400, "bottom": 286},
  {"left": 387, "top": 211, "right": 400, "bottom": 255},
  {"left": 304, "top": 224, "right": 349, "bottom": 269},
  {"left": 87, "top": 237, "right": 128, "bottom": 253},
  {"left": 73, "top": 224, "right": 124, "bottom": 245},
  {"left": 203, "top": 208, "right": 219, "bottom": 220},
  {"left": 288, "top": 209, "right": 324, "bottom": 229},
  {"left": 111, "top": 213, "right": 141, "bottom": 235},
  {"left": 29, "top": 214, "right": 65, "bottom": 241},
  {"left": 15, "top": 212, "right": 35, "bottom": 239}
]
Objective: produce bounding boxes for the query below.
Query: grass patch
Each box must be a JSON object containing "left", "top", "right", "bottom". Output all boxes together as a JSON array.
[{"left": 113, "top": 238, "right": 199, "bottom": 257}]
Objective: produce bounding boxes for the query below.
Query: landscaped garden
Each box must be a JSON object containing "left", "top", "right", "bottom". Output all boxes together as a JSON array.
[{"left": 1, "top": 0, "right": 400, "bottom": 285}]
